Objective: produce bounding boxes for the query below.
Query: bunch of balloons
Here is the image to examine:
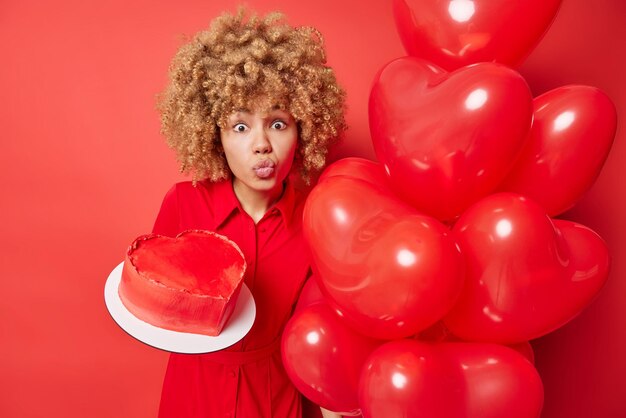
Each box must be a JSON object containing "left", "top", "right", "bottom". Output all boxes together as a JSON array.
[{"left": 282, "top": 1, "right": 616, "bottom": 417}]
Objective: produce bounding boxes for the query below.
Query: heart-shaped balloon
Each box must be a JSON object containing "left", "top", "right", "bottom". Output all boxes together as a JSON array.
[
  {"left": 281, "top": 303, "right": 380, "bottom": 415},
  {"left": 393, "top": 0, "right": 562, "bottom": 71},
  {"left": 304, "top": 160, "right": 465, "bottom": 339},
  {"left": 499, "top": 85, "right": 617, "bottom": 216},
  {"left": 369, "top": 57, "right": 533, "bottom": 221},
  {"left": 444, "top": 193, "right": 610, "bottom": 343},
  {"left": 318, "top": 157, "right": 390, "bottom": 189},
  {"left": 359, "top": 339, "right": 543, "bottom": 418}
]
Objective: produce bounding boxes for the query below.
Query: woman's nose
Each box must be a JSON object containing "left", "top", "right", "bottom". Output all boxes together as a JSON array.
[{"left": 253, "top": 130, "right": 272, "bottom": 154}]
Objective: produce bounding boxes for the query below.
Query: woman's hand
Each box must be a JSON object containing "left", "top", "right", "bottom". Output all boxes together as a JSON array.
[{"left": 320, "top": 407, "right": 343, "bottom": 418}]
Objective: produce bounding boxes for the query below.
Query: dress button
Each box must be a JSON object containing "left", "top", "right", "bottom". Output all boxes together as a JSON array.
[{"left": 229, "top": 370, "right": 237, "bottom": 378}]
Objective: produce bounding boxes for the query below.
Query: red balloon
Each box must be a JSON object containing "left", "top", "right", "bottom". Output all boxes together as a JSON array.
[
  {"left": 499, "top": 85, "right": 617, "bottom": 216},
  {"left": 369, "top": 57, "right": 533, "bottom": 221},
  {"left": 359, "top": 340, "right": 543, "bottom": 418},
  {"left": 508, "top": 341, "right": 535, "bottom": 365},
  {"left": 393, "top": 0, "right": 562, "bottom": 71},
  {"left": 304, "top": 173, "right": 465, "bottom": 339},
  {"left": 417, "top": 321, "right": 535, "bottom": 364},
  {"left": 281, "top": 304, "right": 380, "bottom": 415},
  {"left": 318, "top": 157, "right": 390, "bottom": 189},
  {"left": 444, "top": 193, "right": 610, "bottom": 343}
]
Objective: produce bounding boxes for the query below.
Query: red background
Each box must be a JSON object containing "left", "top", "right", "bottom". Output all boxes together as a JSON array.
[{"left": 1, "top": 0, "right": 624, "bottom": 417}]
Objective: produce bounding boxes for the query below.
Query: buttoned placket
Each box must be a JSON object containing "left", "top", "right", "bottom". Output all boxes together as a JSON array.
[
  {"left": 248, "top": 217, "right": 258, "bottom": 292},
  {"left": 221, "top": 214, "right": 258, "bottom": 418},
  {"left": 224, "top": 208, "right": 282, "bottom": 418},
  {"left": 245, "top": 208, "right": 279, "bottom": 290},
  {"left": 258, "top": 208, "right": 279, "bottom": 238},
  {"left": 224, "top": 365, "right": 239, "bottom": 418}
]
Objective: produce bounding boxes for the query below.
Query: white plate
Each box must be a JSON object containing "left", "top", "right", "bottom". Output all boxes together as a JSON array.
[{"left": 104, "top": 262, "right": 256, "bottom": 354}]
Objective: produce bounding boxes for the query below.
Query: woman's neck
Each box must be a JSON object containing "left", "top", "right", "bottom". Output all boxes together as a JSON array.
[{"left": 232, "top": 179, "right": 285, "bottom": 224}]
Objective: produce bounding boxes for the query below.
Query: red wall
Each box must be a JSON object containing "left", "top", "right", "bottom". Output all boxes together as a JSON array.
[{"left": 1, "top": 0, "right": 624, "bottom": 417}]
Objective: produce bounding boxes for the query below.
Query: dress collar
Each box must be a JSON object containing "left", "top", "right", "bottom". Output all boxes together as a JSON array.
[{"left": 210, "top": 178, "right": 297, "bottom": 230}]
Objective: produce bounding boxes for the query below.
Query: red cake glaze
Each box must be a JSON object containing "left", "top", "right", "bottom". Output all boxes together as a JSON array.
[{"left": 119, "top": 230, "right": 247, "bottom": 336}]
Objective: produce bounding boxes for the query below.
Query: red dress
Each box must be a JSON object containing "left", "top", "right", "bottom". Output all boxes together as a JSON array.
[{"left": 154, "top": 179, "right": 322, "bottom": 418}]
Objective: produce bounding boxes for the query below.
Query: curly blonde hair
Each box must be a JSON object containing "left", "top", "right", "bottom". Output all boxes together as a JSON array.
[{"left": 157, "top": 9, "right": 347, "bottom": 184}]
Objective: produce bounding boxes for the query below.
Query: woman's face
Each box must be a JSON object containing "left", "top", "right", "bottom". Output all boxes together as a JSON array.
[{"left": 220, "top": 107, "right": 298, "bottom": 198}]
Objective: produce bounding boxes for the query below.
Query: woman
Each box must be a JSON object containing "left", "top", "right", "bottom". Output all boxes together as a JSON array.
[{"left": 153, "top": 8, "right": 347, "bottom": 418}]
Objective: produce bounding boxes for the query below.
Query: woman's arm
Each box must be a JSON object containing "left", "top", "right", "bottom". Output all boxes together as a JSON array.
[
  {"left": 152, "top": 184, "right": 180, "bottom": 236},
  {"left": 294, "top": 272, "right": 326, "bottom": 313}
]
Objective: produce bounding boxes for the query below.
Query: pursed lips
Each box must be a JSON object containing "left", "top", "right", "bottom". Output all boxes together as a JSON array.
[{"left": 253, "top": 159, "right": 276, "bottom": 178}]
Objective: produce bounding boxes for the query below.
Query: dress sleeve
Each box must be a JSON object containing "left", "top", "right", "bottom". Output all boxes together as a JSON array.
[{"left": 152, "top": 184, "right": 180, "bottom": 237}]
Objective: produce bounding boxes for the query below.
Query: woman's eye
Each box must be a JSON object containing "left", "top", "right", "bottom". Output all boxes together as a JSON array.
[
  {"left": 271, "top": 120, "right": 287, "bottom": 130},
  {"left": 233, "top": 123, "right": 247, "bottom": 133}
]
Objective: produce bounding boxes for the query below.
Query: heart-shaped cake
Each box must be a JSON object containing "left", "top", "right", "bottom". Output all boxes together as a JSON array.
[{"left": 119, "top": 230, "right": 247, "bottom": 336}]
